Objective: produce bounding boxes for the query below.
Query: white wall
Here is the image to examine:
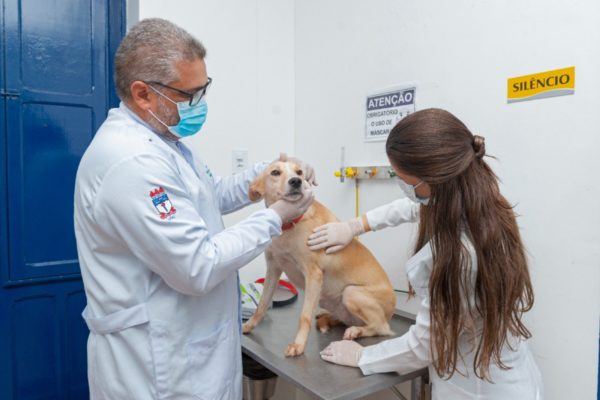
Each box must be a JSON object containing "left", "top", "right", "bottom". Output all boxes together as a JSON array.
[
  {"left": 138, "top": 0, "right": 295, "bottom": 283},
  {"left": 137, "top": 1, "right": 600, "bottom": 398},
  {"left": 294, "top": 1, "right": 600, "bottom": 399}
]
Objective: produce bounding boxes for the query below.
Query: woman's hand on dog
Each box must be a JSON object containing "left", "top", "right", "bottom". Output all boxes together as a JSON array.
[
  {"left": 307, "top": 218, "right": 365, "bottom": 254},
  {"left": 320, "top": 340, "right": 364, "bottom": 367}
]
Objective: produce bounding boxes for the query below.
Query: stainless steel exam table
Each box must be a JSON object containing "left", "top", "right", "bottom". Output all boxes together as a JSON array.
[{"left": 242, "top": 294, "right": 429, "bottom": 400}]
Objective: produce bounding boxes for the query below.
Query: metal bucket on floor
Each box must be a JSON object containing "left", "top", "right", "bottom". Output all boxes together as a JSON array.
[
  {"left": 242, "top": 353, "right": 278, "bottom": 400},
  {"left": 242, "top": 375, "right": 278, "bottom": 400}
]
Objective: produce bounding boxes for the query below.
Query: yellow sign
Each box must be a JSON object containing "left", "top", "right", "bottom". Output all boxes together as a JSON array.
[{"left": 507, "top": 66, "right": 575, "bottom": 103}]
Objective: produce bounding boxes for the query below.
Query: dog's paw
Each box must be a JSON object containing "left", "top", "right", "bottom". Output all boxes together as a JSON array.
[
  {"left": 242, "top": 322, "right": 254, "bottom": 334},
  {"left": 316, "top": 314, "right": 331, "bottom": 333},
  {"left": 343, "top": 326, "right": 363, "bottom": 340},
  {"left": 284, "top": 342, "right": 305, "bottom": 357}
]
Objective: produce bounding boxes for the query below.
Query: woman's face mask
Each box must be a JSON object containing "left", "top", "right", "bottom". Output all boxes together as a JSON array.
[
  {"left": 397, "top": 178, "right": 430, "bottom": 205},
  {"left": 148, "top": 86, "right": 208, "bottom": 138}
]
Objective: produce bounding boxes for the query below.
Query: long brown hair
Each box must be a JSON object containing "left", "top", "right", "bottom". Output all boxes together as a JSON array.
[{"left": 386, "top": 108, "right": 534, "bottom": 380}]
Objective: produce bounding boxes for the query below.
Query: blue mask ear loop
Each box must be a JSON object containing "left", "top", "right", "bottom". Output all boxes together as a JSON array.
[
  {"left": 148, "top": 84, "right": 178, "bottom": 104},
  {"left": 146, "top": 108, "right": 170, "bottom": 131},
  {"left": 146, "top": 86, "right": 180, "bottom": 133}
]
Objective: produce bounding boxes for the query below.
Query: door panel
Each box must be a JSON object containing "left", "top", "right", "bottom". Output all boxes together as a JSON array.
[
  {"left": 7, "top": 100, "right": 94, "bottom": 279},
  {"left": 5, "top": 0, "right": 103, "bottom": 98},
  {"left": 1, "top": 0, "right": 7, "bottom": 283},
  {"left": 0, "top": 98, "right": 6, "bottom": 280},
  {"left": 19, "top": 0, "right": 94, "bottom": 95},
  {"left": 0, "top": 0, "right": 125, "bottom": 399},
  {"left": 12, "top": 295, "right": 59, "bottom": 400},
  {"left": 64, "top": 290, "right": 89, "bottom": 399},
  {"left": 1, "top": 281, "right": 88, "bottom": 400},
  {"left": 0, "top": 98, "right": 9, "bottom": 395},
  {"left": 0, "top": 0, "right": 4, "bottom": 94},
  {"left": 4, "top": 0, "right": 107, "bottom": 282}
]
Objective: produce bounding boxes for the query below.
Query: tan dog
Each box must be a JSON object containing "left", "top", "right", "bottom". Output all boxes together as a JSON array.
[{"left": 243, "top": 157, "right": 396, "bottom": 357}]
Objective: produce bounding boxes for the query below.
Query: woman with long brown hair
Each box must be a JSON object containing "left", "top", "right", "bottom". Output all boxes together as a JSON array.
[{"left": 310, "top": 108, "right": 543, "bottom": 398}]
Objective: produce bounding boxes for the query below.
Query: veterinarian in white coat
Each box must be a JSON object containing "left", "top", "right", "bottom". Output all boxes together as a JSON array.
[
  {"left": 309, "top": 109, "right": 543, "bottom": 399},
  {"left": 74, "top": 19, "right": 314, "bottom": 400}
]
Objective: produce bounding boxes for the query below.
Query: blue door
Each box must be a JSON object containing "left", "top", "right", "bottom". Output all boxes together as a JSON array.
[{"left": 0, "top": 0, "right": 125, "bottom": 398}]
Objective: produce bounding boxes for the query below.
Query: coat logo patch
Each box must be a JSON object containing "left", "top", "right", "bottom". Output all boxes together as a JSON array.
[{"left": 150, "top": 187, "right": 176, "bottom": 220}]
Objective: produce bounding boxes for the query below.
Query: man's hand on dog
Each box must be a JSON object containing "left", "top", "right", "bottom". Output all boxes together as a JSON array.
[{"left": 269, "top": 185, "right": 314, "bottom": 223}]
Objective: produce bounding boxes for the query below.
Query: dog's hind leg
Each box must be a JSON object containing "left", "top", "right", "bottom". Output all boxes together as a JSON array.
[
  {"left": 341, "top": 285, "right": 394, "bottom": 340},
  {"left": 315, "top": 312, "right": 342, "bottom": 333}
]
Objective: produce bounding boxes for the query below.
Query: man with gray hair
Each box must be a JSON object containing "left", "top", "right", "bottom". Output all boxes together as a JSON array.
[{"left": 74, "top": 18, "right": 314, "bottom": 399}]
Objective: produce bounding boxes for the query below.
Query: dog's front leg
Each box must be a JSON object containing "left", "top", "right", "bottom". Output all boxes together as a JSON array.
[
  {"left": 285, "top": 266, "right": 323, "bottom": 357},
  {"left": 243, "top": 265, "right": 282, "bottom": 334}
]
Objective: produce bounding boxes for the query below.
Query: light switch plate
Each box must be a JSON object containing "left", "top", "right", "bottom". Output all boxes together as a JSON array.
[{"left": 232, "top": 150, "right": 248, "bottom": 173}]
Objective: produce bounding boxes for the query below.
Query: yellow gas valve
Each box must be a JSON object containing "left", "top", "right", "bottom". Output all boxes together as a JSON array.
[{"left": 345, "top": 167, "right": 357, "bottom": 177}]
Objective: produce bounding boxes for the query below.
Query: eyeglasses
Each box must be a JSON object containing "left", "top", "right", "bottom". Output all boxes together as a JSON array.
[{"left": 145, "top": 77, "right": 212, "bottom": 106}]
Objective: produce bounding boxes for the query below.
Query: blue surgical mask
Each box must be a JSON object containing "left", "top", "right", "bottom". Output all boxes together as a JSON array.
[
  {"left": 397, "top": 178, "right": 430, "bottom": 205},
  {"left": 148, "top": 86, "right": 208, "bottom": 137}
]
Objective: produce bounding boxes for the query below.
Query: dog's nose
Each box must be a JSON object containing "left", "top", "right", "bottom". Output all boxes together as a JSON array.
[{"left": 288, "top": 177, "right": 302, "bottom": 189}]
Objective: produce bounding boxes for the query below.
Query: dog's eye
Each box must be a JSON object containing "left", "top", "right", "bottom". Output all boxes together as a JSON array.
[
  {"left": 296, "top": 170, "right": 303, "bottom": 176},
  {"left": 270, "top": 170, "right": 281, "bottom": 176}
]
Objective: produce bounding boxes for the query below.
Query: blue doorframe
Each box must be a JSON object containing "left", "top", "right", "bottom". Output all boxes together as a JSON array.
[{"left": 0, "top": 1, "right": 125, "bottom": 398}]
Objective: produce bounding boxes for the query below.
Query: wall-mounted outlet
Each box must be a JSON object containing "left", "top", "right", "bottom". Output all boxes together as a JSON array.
[{"left": 232, "top": 150, "right": 248, "bottom": 173}]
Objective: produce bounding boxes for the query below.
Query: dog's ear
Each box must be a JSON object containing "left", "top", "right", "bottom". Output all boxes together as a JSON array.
[
  {"left": 249, "top": 175, "right": 265, "bottom": 202},
  {"left": 278, "top": 152, "right": 288, "bottom": 162}
]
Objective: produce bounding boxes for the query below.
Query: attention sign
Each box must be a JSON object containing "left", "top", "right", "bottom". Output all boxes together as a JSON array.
[{"left": 365, "top": 86, "right": 416, "bottom": 142}]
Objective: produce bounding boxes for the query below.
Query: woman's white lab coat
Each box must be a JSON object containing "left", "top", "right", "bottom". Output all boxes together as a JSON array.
[
  {"left": 74, "top": 103, "right": 282, "bottom": 399},
  {"left": 358, "top": 199, "right": 544, "bottom": 399}
]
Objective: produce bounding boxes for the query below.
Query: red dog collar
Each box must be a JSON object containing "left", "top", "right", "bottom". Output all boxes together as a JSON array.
[{"left": 281, "top": 214, "right": 304, "bottom": 231}]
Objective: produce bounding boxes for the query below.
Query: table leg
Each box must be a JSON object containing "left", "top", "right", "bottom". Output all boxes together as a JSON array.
[
  {"left": 410, "top": 371, "right": 431, "bottom": 400},
  {"left": 389, "top": 385, "right": 409, "bottom": 400}
]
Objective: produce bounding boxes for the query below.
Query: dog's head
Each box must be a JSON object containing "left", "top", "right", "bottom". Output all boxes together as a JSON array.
[{"left": 250, "top": 154, "right": 310, "bottom": 206}]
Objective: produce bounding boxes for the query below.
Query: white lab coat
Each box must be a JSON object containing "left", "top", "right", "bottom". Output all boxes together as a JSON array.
[
  {"left": 359, "top": 199, "right": 544, "bottom": 399},
  {"left": 74, "top": 103, "right": 282, "bottom": 400}
]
